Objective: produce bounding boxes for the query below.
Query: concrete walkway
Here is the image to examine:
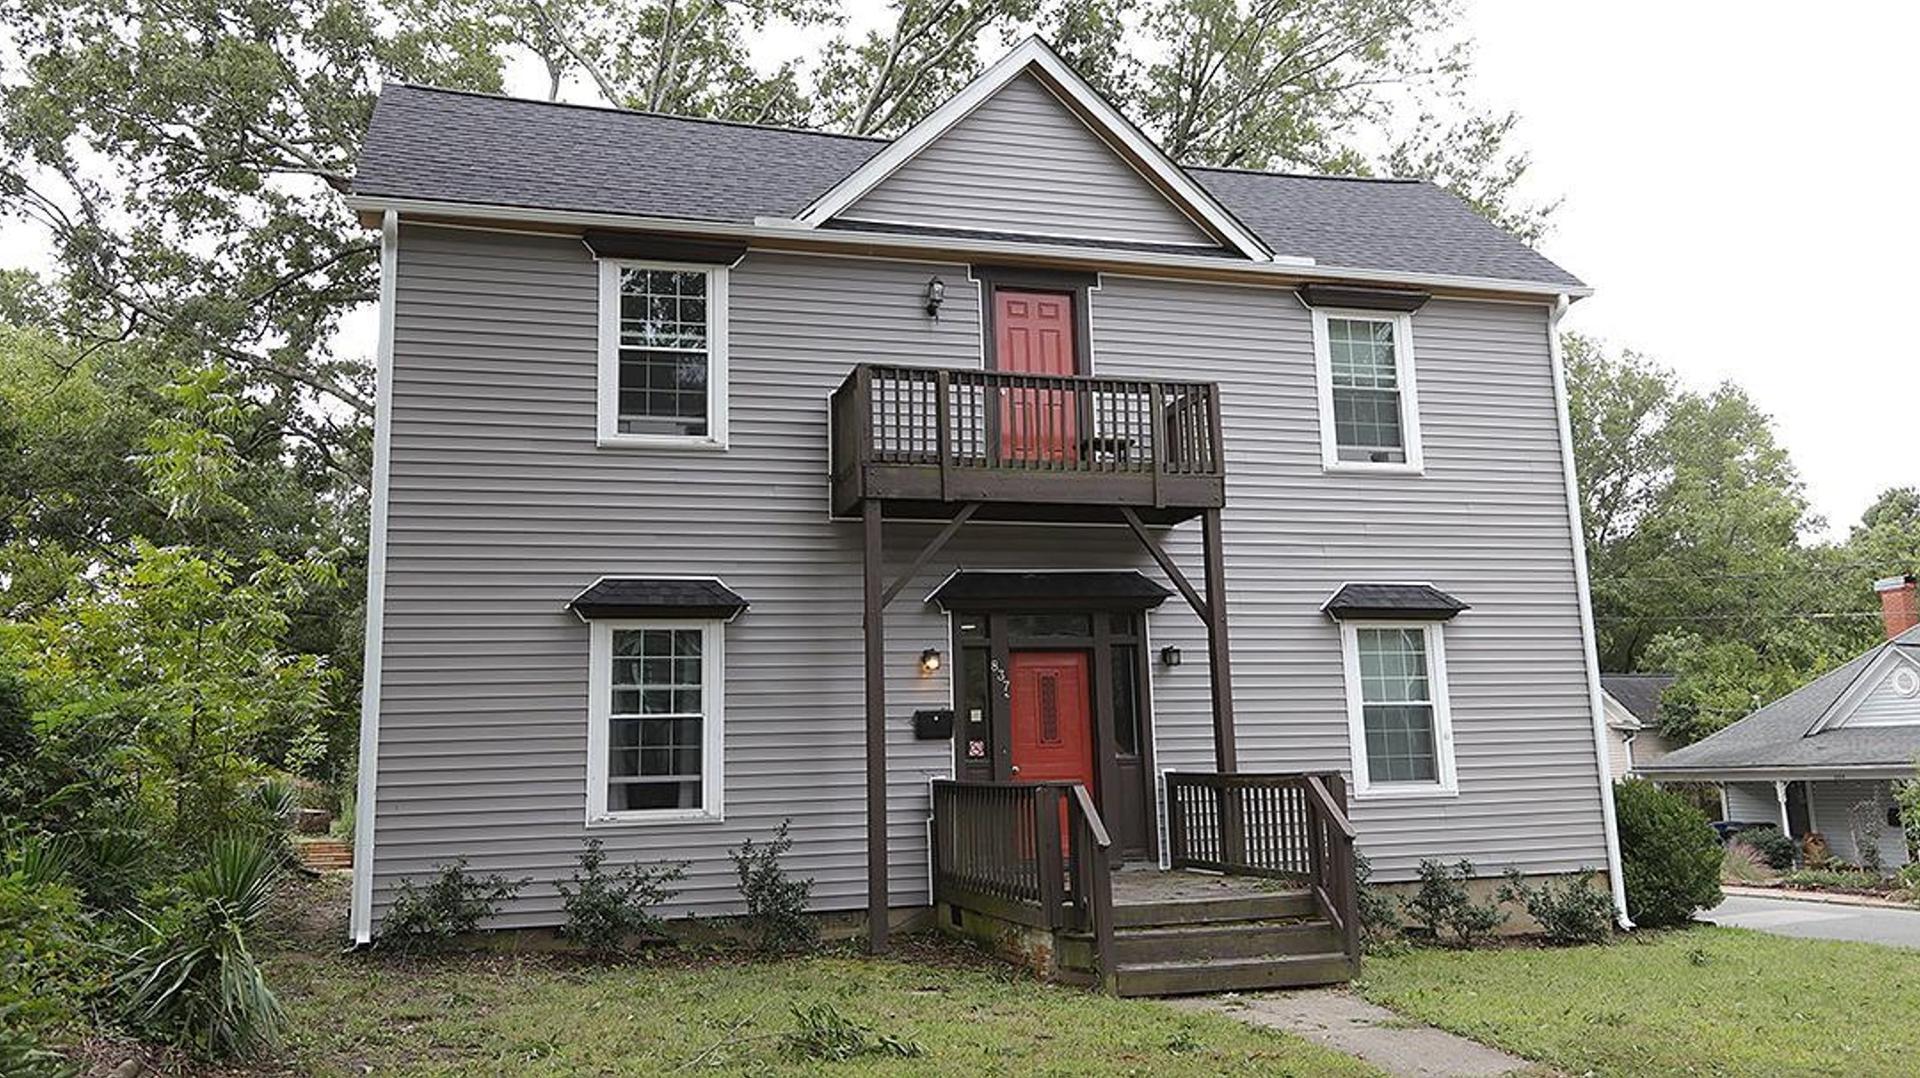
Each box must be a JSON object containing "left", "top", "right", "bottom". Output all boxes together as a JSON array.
[
  {"left": 1175, "top": 989, "right": 1535, "bottom": 1077},
  {"left": 1705, "top": 892, "right": 1920, "bottom": 949}
]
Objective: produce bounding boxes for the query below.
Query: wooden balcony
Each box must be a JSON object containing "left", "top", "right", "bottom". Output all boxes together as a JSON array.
[{"left": 830, "top": 364, "right": 1226, "bottom": 524}]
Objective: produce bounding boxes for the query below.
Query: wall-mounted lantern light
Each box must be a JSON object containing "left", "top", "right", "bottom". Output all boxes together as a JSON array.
[
  {"left": 920, "top": 647, "right": 944, "bottom": 674},
  {"left": 1159, "top": 646, "right": 1182, "bottom": 668},
  {"left": 924, "top": 277, "right": 946, "bottom": 318}
]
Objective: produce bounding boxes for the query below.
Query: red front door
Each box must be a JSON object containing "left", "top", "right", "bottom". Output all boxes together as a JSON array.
[
  {"left": 1009, "top": 650, "right": 1095, "bottom": 789},
  {"left": 993, "top": 290, "right": 1078, "bottom": 464}
]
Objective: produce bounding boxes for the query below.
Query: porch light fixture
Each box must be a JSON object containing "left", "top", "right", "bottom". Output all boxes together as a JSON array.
[
  {"left": 920, "top": 647, "right": 943, "bottom": 674},
  {"left": 1160, "top": 646, "right": 1182, "bottom": 667},
  {"left": 923, "top": 277, "right": 946, "bottom": 318}
]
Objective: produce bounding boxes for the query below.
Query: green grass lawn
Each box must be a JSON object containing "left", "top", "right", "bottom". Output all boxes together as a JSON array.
[
  {"left": 264, "top": 941, "right": 1378, "bottom": 1076},
  {"left": 1356, "top": 926, "right": 1920, "bottom": 1077}
]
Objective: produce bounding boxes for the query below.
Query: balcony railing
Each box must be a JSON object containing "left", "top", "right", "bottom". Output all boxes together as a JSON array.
[{"left": 830, "top": 364, "right": 1226, "bottom": 523}]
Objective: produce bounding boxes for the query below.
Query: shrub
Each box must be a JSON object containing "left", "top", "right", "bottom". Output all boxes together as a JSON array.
[
  {"left": 1353, "top": 853, "right": 1402, "bottom": 948},
  {"left": 1614, "top": 779, "right": 1722, "bottom": 927},
  {"left": 1499, "top": 868, "right": 1615, "bottom": 945},
  {"left": 554, "top": 838, "right": 685, "bottom": 958},
  {"left": 0, "top": 1004, "right": 77, "bottom": 1078},
  {"left": 781, "top": 1002, "right": 923, "bottom": 1062},
  {"left": 0, "top": 870, "right": 99, "bottom": 1036},
  {"left": 1778, "top": 867, "right": 1890, "bottom": 893},
  {"left": 1740, "top": 826, "right": 1796, "bottom": 870},
  {"left": 121, "top": 836, "right": 286, "bottom": 1059},
  {"left": 731, "top": 820, "right": 816, "bottom": 954},
  {"left": 1403, "top": 860, "right": 1506, "bottom": 947},
  {"left": 378, "top": 860, "right": 527, "bottom": 953},
  {"left": 1720, "top": 841, "right": 1772, "bottom": 884}
]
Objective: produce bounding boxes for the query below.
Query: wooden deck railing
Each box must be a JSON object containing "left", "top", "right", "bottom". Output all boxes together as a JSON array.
[
  {"left": 830, "top": 364, "right": 1226, "bottom": 520},
  {"left": 1165, "top": 771, "right": 1361, "bottom": 968},
  {"left": 931, "top": 780, "right": 1116, "bottom": 991}
]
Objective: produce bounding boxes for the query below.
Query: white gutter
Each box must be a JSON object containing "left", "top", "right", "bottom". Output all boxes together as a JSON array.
[
  {"left": 349, "top": 209, "right": 399, "bottom": 945},
  {"left": 1547, "top": 293, "right": 1633, "bottom": 929},
  {"left": 344, "top": 194, "right": 1595, "bottom": 301}
]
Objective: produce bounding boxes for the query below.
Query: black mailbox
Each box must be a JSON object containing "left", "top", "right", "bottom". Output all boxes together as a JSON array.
[{"left": 912, "top": 708, "right": 955, "bottom": 740}]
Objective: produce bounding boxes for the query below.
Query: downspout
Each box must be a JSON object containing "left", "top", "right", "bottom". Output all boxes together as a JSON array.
[
  {"left": 1546, "top": 294, "right": 1634, "bottom": 929},
  {"left": 349, "top": 209, "right": 400, "bottom": 945}
]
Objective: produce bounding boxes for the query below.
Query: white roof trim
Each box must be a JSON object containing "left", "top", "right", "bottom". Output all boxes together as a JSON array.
[
  {"left": 1806, "top": 644, "right": 1920, "bottom": 735},
  {"left": 793, "top": 37, "right": 1273, "bottom": 263}
]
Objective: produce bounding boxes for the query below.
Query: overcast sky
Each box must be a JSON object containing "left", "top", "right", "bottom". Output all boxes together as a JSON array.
[
  {"left": 1465, "top": 0, "right": 1917, "bottom": 536},
  {"left": 8, "top": 1, "right": 1910, "bottom": 536}
]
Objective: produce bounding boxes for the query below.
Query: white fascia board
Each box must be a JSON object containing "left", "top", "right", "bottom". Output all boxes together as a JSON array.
[
  {"left": 789, "top": 37, "right": 1273, "bottom": 262},
  {"left": 349, "top": 195, "right": 1593, "bottom": 301}
]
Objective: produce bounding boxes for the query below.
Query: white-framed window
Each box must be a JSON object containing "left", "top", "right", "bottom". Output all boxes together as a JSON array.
[
  {"left": 596, "top": 260, "right": 729, "bottom": 449},
  {"left": 586, "top": 619, "right": 725, "bottom": 824},
  {"left": 1312, "top": 307, "right": 1422, "bottom": 472},
  {"left": 1339, "top": 621, "right": 1457, "bottom": 798}
]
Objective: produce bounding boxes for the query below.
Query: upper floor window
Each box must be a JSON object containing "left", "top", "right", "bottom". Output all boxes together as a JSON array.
[
  {"left": 586, "top": 618, "right": 726, "bottom": 823},
  {"left": 596, "top": 260, "right": 729, "bottom": 449},
  {"left": 1312, "top": 308, "right": 1422, "bottom": 472},
  {"left": 1339, "top": 621, "right": 1457, "bottom": 798}
]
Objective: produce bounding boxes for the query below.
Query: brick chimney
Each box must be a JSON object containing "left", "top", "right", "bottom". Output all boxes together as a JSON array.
[{"left": 1875, "top": 574, "right": 1919, "bottom": 640}]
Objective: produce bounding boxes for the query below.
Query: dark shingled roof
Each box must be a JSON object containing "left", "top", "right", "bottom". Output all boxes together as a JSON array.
[
  {"left": 928, "top": 570, "right": 1170, "bottom": 610},
  {"left": 1600, "top": 673, "right": 1676, "bottom": 728},
  {"left": 568, "top": 577, "right": 748, "bottom": 620},
  {"left": 354, "top": 84, "right": 1584, "bottom": 289},
  {"left": 1640, "top": 626, "right": 1920, "bottom": 774},
  {"left": 1321, "top": 583, "right": 1469, "bottom": 621}
]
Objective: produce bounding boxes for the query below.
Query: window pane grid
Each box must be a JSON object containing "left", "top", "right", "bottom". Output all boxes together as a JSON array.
[
  {"left": 616, "top": 267, "right": 710, "bottom": 437},
  {"left": 1326, "top": 317, "right": 1406, "bottom": 461},
  {"left": 1356, "top": 628, "right": 1439, "bottom": 784},
  {"left": 606, "top": 627, "right": 706, "bottom": 812}
]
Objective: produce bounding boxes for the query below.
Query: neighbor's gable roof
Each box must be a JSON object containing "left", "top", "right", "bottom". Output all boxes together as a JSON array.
[
  {"left": 1640, "top": 626, "right": 1920, "bottom": 775},
  {"left": 1600, "top": 673, "right": 1676, "bottom": 729},
  {"left": 352, "top": 86, "right": 1584, "bottom": 291}
]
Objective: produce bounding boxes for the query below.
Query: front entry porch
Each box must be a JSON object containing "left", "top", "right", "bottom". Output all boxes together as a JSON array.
[{"left": 931, "top": 772, "right": 1361, "bottom": 995}]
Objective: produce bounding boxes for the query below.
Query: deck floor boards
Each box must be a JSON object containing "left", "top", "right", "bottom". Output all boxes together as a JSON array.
[{"left": 1110, "top": 866, "right": 1304, "bottom": 905}]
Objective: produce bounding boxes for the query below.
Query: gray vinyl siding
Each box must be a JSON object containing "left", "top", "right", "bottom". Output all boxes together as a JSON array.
[
  {"left": 1809, "top": 780, "right": 1909, "bottom": 868},
  {"left": 1725, "top": 782, "right": 1779, "bottom": 825},
  {"left": 368, "top": 223, "right": 1609, "bottom": 931},
  {"left": 839, "top": 73, "right": 1216, "bottom": 247},
  {"left": 1841, "top": 659, "right": 1920, "bottom": 725}
]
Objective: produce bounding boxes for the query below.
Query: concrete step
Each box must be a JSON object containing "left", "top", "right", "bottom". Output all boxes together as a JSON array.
[
  {"left": 1115, "top": 951, "right": 1355, "bottom": 997},
  {"left": 1112, "top": 889, "right": 1313, "bottom": 928}
]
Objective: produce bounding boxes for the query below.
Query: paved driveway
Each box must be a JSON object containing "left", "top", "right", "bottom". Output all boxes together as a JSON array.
[{"left": 1705, "top": 893, "right": 1920, "bottom": 948}]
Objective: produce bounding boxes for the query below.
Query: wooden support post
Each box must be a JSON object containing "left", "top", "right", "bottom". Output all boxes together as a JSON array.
[
  {"left": 863, "top": 501, "right": 889, "bottom": 953},
  {"left": 1201, "top": 508, "right": 1237, "bottom": 772}
]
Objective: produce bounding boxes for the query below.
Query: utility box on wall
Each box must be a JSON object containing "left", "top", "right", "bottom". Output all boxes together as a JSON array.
[{"left": 913, "top": 709, "right": 955, "bottom": 740}]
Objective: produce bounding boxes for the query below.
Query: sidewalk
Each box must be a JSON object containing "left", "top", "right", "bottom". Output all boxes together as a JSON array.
[
  {"left": 1174, "top": 989, "right": 1537, "bottom": 1078},
  {"left": 1720, "top": 883, "right": 1912, "bottom": 910}
]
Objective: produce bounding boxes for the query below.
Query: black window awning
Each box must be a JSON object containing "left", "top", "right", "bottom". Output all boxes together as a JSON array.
[
  {"left": 1321, "top": 582, "right": 1469, "bottom": 621},
  {"left": 927, "top": 570, "right": 1171, "bottom": 612},
  {"left": 568, "top": 577, "right": 749, "bottom": 621}
]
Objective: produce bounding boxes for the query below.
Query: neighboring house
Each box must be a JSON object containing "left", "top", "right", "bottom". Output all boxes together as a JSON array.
[
  {"left": 344, "top": 37, "right": 1624, "bottom": 991},
  {"left": 1641, "top": 576, "right": 1920, "bottom": 869},
  {"left": 1600, "top": 673, "right": 1677, "bottom": 779}
]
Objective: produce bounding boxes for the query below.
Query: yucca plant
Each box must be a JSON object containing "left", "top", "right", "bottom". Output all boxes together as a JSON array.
[
  {"left": 8, "top": 833, "right": 82, "bottom": 887},
  {"left": 121, "top": 835, "right": 286, "bottom": 1059}
]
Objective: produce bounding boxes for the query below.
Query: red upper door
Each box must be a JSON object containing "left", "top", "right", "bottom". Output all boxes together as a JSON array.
[
  {"left": 1008, "top": 650, "right": 1095, "bottom": 790},
  {"left": 993, "top": 290, "right": 1078, "bottom": 463}
]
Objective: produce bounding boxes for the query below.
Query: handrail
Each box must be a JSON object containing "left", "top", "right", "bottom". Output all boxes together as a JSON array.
[
  {"left": 1165, "top": 770, "right": 1361, "bottom": 972},
  {"left": 1303, "top": 775, "right": 1356, "bottom": 839},
  {"left": 1065, "top": 784, "right": 1113, "bottom": 850},
  {"left": 931, "top": 778, "right": 1118, "bottom": 992}
]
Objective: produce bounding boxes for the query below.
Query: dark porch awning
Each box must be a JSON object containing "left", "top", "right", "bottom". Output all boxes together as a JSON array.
[
  {"left": 1321, "top": 582, "right": 1468, "bottom": 621},
  {"left": 927, "top": 570, "right": 1171, "bottom": 612},
  {"left": 568, "top": 577, "right": 749, "bottom": 621}
]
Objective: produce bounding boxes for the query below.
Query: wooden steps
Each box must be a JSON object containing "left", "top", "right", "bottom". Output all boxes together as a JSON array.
[
  {"left": 296, "top": 839, "right": 353, "bottom": 872},
  {"left": 1060, "top": 886, "right": 1354, "bottom": 996}
]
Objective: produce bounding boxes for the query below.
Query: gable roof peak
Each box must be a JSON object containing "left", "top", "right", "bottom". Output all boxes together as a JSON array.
[{"left": 794, "top": 36, "right": 1273, "bottom": 262}]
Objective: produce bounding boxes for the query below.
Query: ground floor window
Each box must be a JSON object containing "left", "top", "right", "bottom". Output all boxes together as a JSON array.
[
  {"left": 1340, "top": 620, "right": 1457, "bottom": 798},
  {"left": 586, "top": 618, "right": 725, "bottom": 823}
]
